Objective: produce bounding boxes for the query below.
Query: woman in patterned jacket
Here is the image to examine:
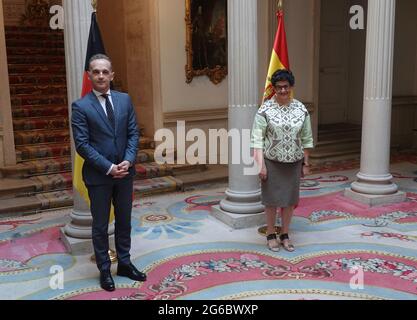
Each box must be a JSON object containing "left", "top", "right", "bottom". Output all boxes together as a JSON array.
[{"left": 251, "top": 69, "right": 314, "bottom": 252}]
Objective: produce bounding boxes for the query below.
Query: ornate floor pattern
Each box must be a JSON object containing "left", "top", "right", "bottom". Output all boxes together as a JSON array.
[{"left": 1, "top": 161, "right": 417, "bottom": 300}]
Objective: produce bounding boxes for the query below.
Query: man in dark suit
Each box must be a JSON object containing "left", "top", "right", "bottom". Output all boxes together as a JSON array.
[{"left": 71, "top": 54, "right": 146, "bottom": 292}]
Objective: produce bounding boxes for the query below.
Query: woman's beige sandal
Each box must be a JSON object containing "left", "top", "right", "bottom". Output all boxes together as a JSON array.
[
  {"left": 280, "top": 233, "right": 295, "bottom": 252},
  {"left": 266, "top": 233, "right": 280, "bottom": 252}
]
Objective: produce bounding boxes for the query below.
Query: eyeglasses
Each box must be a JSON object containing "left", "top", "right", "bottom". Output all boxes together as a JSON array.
[{"left": 275, "top": 85, "right": 290, "bottom": 91}]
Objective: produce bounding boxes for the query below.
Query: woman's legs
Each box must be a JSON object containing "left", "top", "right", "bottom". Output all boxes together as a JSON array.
[
  {"left": 265, "top": 206, "right": 280, "bottom": 251},
  {"left": 280, "top": 206, "right": 294, "bottom": 235},
  {"left": 265, "top": 206, "right": 278, "bottom": 235},
  {"left": 280, "top": 206, "right": 295, "bottom": 251}
]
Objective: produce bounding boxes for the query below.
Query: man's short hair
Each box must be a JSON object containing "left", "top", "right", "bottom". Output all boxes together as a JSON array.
[{"left": 88, "top": 54, "right": 112, "bottom": 70}]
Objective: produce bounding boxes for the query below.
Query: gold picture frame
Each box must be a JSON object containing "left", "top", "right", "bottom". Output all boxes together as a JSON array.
[{"left": 185, "top": 0, "right": 228, "bottom": 85}]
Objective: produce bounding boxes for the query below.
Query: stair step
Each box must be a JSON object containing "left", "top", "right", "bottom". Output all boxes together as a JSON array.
[
  {"left": 0, "top": 157, "right": 72, "bottom": 178},
  {"left": 316, "top": 137, "right": 361, "bottom": 147},
  {"left": 13, "top": 116, "right": 69, "bottom": 131},
  {"left": 318, "top": 130, "right": 362, "bottom": 140},
  {"left": 5, "top": 32, "right": 63, "bottom": 42},
  {"left": 29, "top": 173, "right": 73, "bottom": 193},
  {"left": 14, "top": 129, "right": 70, "bottom": 146},
  {"left": 16, "top": 143, "right": 71, "bottom": 161},
  {"left": 8, "top": 56, "right": 65, "bottom": 66},
  {"left": 310, "top": 147, "right": 361, "bottom": 159},
  {"left": 11, "top": 94, "right": 67, "bottom": 107},
  {"left": 135, "top": 162, "right": 173, "bottom": 180},
  {"left": 136, "top": 149, "right": 155, "bottom": 163},
  {"left": 5, "top": 26, "right": 63, "bottom": 33},
  {"left": 0, "top": 178, "right": 38, "bottom": 199},
  {"left": 136, "top": 145, "right": 174, "bottom": 163},
  {"left": 12, "top": 105, "right": 68, "bottom": 118},
  {"left": 8, "top": 74, "right": 66, "bottom": 85},
  {"left": 8, "top": 64, "right": 66, "bottom": 75},
  {"left": 139, "top": 137, "right": 155, "bottom": 149},
  {"left": 170, "top": 163, "right": 207, "bottom": 174},
  {"left": 0, "top": 172, "right": 72, "bottom": 199},
  {"left": 0, "top": 190, "right": 73, "bottom": 215},
  {"left": 133, "top": 176, "right": 183, "bottom": 197},
  {"left": 7, "top": 47, "right": 65, "bottom": 56},
  {"left": 175, "top": 165, "right": 228, "bottom": 189},
  {"left": 9, "top": 84, "right": 67, "bottom": 96},
  {"left": 6, "top": 39, "right": 64, "bottom": 48},
  {"left": 318, "top": 123, "right": 362, "bottom": 134}
]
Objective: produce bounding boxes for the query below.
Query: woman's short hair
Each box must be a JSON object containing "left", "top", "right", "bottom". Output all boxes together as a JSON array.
[{"left": 271, "top": 69, "right": 295, "bottom": 87}]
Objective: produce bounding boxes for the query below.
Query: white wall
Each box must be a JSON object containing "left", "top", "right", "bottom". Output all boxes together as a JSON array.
[
  {"left": 158, "top": 0, "right": 316, "bottom": 113},
  {"left": 158, "top": 0, "right": 228, "bottom": 113}
]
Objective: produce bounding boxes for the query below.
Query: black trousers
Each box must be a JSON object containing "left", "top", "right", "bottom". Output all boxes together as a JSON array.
[{"left": 87, "top": 177, "right": 134, "bottom": 272}]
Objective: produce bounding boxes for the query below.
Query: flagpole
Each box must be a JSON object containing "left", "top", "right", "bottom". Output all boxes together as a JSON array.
[{"left": 91, "top": 0, "right": 97, "bottom": 11}]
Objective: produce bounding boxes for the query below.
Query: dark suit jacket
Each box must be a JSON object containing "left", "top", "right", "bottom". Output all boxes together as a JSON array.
[{"left": 71, "top": 90, "right": 140, "bottom": 186}]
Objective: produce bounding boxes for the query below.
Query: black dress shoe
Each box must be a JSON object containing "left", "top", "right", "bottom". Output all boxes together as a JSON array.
[
  {"left": 117, "top": 263, "right": 147, "bottom": 282},
  {"left": 100, "top": 271, "right": 115, "bottom": 292}
]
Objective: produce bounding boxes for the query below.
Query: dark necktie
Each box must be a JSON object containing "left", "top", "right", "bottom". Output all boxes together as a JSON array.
[{"left": 101, "top": 93, "right": 115, "bottom": 129}]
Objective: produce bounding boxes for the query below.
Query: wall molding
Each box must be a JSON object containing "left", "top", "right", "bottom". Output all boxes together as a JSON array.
[
  {"left": 164, "top": 107, "right": 228, "bottom": 124},
  {"left": 164, "top": 102, "right": 315, "bottom": 125}
]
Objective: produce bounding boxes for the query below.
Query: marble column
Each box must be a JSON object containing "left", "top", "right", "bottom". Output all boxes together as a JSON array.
[
  {"left": 346, "top": 0, "right": 406, "bottom": 206},
  {"left": 218, "top": 0, "right": 264, "bottom": 218},
  {"left": 62, "top": 0, "right": 114, "bottom": 241}
]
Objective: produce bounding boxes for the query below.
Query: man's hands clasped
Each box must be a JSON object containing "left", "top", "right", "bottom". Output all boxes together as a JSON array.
[{"left": 111, "top": 161, "right": 131, "bottom": 179}]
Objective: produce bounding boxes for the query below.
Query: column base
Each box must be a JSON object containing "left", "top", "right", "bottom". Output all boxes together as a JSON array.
[
  {"left": 63, "top": 208, "right": 115, "bottom": 239},
  {"left": 351, "top": 176, "right": 399, "bottom": 195},
  {"left": 211, "top": 205, "right": 265, "bottom": 229},
  {"left": 219, "top": 189, "right": 264, "bottom": 214},
  {"left": 344, "top": 188, "right": 406, "bottom": 206},
  {"left": 60, "top": 228, "right": 115, "bottom": 256}
]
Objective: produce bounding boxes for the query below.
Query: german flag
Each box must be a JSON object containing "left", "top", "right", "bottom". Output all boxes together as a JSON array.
[
  {"left": 81, "top": 12, "right": 106, "bottom": 97},
  {"left": 262, "top": 8, "right": 290, "bottom": 102}
]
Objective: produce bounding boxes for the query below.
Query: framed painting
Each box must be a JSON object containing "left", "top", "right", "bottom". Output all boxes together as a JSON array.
[{"left": 185, "top": 0, "right": 228, "bottom": 85}]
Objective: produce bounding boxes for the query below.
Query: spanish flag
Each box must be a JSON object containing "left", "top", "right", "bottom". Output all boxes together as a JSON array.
[
  {"left": 73, "top": 12, "right": 115, "bottom": 221},
  {"left": 262, "top": 8, "right": 290, "bottom": 102}
]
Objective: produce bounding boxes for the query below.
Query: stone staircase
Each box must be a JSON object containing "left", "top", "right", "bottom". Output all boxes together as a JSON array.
[
  {"left": 0, "top": 26, "right": 228, "bottom": 215},
  {"left": 310, "top": 123, "right": 363, "bottom": 164},
  {"left": 311, "top": 122, "right": 402, "bottom": 164}
]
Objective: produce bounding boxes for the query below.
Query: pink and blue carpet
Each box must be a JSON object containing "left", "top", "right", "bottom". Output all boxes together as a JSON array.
[{"left": 1, "top": 160, "right": 417, "bottom": 300}]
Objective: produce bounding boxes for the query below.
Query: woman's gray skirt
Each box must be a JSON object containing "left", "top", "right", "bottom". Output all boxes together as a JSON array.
[{"left": 261, "top": 158, "right": 303, "bottom": 207}]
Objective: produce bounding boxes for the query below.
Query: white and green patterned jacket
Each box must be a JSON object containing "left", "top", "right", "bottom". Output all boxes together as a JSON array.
[{"left": 251, "top": 98, "right": 314, "bottom": 163}]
